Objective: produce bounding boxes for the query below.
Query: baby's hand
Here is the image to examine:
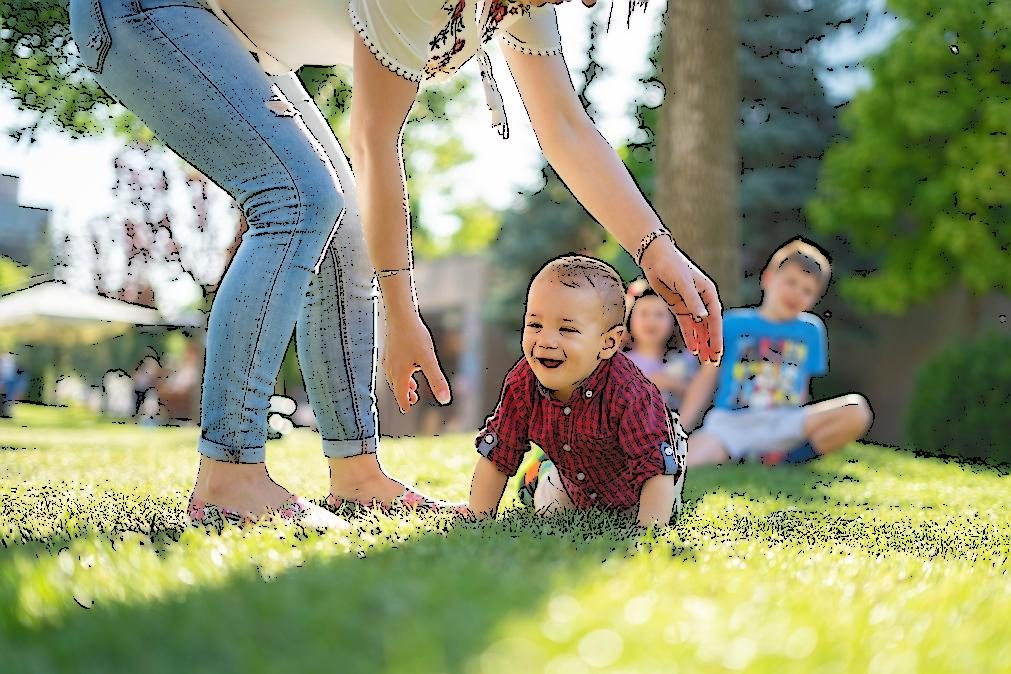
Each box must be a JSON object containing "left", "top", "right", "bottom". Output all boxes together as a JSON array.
[{"left": 451, "top": 504, "right": 478, "bottom": 520}]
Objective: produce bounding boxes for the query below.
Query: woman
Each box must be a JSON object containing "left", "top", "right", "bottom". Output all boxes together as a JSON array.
[{"left": 68, "top": 0, "right": 722, "bottom": 526}]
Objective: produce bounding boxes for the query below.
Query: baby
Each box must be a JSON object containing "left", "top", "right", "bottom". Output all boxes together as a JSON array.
[{"left": 465, "top": 255, "right": 688, "bottom": 527}]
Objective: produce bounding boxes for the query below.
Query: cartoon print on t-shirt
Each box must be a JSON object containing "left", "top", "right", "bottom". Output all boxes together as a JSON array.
[{"left": 731, "top": 336, "right": 810, "bottom": 408}]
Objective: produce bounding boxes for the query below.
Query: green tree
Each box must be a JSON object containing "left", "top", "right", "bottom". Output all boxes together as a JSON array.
[
  {"left": 627, "top": 1, "right": 871, "bottom": 305},
  {"left": 737, "top": 0, "right": 869, "bottom": 302},
  {"left": 809, "top": 0, "right": 1011, "bottom": 315}
]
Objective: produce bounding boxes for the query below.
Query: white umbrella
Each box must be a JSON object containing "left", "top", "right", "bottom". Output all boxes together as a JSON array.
[{"left": 0, "top": 281, "right": 172, "bottom": 345}]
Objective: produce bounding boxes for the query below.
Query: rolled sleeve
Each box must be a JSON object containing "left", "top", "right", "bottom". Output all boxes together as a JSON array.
[
  {"left": 475, "top": 360, "right": 532, "bottom": 477},
  {"left": 619, "top": 385, "right": 685, "bottom": 483}
]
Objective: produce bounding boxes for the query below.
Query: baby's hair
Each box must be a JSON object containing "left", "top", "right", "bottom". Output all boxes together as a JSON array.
[
  {"left": 766, "top": 238, "right": 832, "bottom": 291},
  {"left": 533, "top": 255, "right": 627, "bottom": 330}
]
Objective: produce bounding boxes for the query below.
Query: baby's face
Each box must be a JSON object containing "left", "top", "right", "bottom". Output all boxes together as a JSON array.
[{"left": 522, "top": 275, "right": 615, "bottom": 398}]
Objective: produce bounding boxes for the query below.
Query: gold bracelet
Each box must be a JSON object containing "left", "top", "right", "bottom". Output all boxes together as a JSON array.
[
  {"left": 376, "top": 267, "right": 412, "bottom": 279},
  {"left": 635, "top": 229, "right": 673, "bottom": 267}
]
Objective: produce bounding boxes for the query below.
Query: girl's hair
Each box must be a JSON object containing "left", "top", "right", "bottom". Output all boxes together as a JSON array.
[{"left": 625, "top": 286, "right": 682, "bottom": 352}]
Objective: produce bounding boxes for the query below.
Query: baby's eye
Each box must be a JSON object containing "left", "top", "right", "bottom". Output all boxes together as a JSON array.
[
  {"left": 560, "top": 327, "right": 579, "bottom": 334},
  {"left": 526, "top": 322, "right": 542, "bottom": 329}
]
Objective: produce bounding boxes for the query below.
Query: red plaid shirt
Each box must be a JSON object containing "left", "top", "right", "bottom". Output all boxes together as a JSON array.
[{"left": 476, "top": 352, "right": 686, "bottom": 511}]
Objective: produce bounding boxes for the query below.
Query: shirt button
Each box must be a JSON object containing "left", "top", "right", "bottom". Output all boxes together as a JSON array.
[
  {"left": 589, "top": 492, "right": 597, "bottom": 500},
  {"left": 562, "top": 444, "right": 571, "bottom": 452},
  {"left": 664, "top": 446, "right": 674, "bottom": 455},
  {"left": 576, "top": 472, "right": 585, "bottom": 481},
  {"left": 484, "top": 434, "right": 495, "bottom": 444},
  {"left": 585, "top": 390, "right": 593, "bottom": 398},
  {"left": 563, "top": 407, "right": 571, "bottom": 415}
]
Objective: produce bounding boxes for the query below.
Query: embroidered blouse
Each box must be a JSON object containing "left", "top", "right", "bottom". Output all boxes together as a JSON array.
[{"left": 206, "top": 0, "right": 564, "bottom": 137}]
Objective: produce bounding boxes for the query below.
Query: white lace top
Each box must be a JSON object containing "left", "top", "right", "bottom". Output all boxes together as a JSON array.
[{"left": 207, "top": 0, "right": 563, "bottom": 137}]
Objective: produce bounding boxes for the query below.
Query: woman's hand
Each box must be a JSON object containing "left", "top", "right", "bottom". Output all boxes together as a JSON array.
[
  {"left": 639, "top": 237, "right": 723, "bottom": 364},
  {"left": 382, "top": 309, "right": 452, "bottom": 414}
]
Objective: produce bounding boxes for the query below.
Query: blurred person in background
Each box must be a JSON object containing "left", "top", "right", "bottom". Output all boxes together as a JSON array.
[
  {"left": 0, "top": 352, "right": 26, "bottom": 418},
  {"left": 624, "top": 284, "right": 699, "bottom": 413}
]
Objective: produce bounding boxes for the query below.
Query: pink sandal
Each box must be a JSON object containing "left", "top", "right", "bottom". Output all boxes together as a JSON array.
[
  {"left": 326, "top": 488, "right": 450, "bottom": 515},
  {"left": 187, "top": 493, "right": 349, "bottom": 531}
]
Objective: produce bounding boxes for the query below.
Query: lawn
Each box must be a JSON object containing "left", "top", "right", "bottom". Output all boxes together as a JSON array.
[{"left": 1, "top": 404, "right": 1010, "bottom": 674}]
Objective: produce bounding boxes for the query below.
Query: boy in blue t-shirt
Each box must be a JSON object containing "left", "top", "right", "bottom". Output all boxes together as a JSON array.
[{"left": 679, "top": 239, "right": 873, "bottom": 466}]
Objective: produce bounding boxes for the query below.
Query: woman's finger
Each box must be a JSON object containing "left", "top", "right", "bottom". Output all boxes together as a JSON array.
[
  {"left": 675, "top": 312, "right": 700, "bottom": 356},
  {"left": 421, "top": 350, "right": 452, "bottom": 404},
  {"left": 677, "top": 274, "right": 709, "bottom": 321},
  {"left": 698, "top": 280, "right": 723, "bottom": 363},
  {"left": 394, "top": 372, "right": 411, "bottom": 414}
]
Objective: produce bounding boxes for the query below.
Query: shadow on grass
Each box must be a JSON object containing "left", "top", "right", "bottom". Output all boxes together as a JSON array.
[
  {"left": 684, "top": 459, "right": 845, "bottom": 509},
  {"left": 0, "top": 507, "right": 681, "bottom": 674},
  {"left": 683, "top": 443, "right": 1010, "bottom": 512}
]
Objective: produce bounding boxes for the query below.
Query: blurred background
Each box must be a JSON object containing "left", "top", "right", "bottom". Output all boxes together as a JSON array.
[{"left": 0, "top": 0, "right": 1007, "bottom": 456}]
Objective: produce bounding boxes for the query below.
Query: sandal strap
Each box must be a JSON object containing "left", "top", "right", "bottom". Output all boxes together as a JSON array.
[
  {"left": 325, "top": 488, "right": 447, "bottom": 514},
  {"left": 187, "top": 493, "right": 310, "bottom": 526}
]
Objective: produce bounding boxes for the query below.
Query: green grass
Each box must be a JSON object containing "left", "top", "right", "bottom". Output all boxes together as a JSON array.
[{"left": 1, "top": 404, "right": 1010, "bottom": 673}]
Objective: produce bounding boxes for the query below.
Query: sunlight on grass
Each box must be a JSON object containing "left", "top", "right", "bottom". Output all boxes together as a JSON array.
[{"left": 1, "top": 408, "right": 1010, "bottom": 673}]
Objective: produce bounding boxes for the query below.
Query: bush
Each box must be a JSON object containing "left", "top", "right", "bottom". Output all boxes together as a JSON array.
[{"left": 906, "top": 333, "right": 1011, "bottom": 464}]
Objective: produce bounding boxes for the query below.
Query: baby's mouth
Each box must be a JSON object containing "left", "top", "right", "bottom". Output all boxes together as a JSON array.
[{"left": 536, "top": 357, "right": 564, "bottom": 369}]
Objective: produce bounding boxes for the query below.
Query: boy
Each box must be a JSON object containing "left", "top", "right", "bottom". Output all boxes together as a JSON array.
[
  {"left": 679, "top": 238, "right": 873, "bottom": 467},
  {"left": 465, "top": 255, "right": 688, "bottom": 527}
]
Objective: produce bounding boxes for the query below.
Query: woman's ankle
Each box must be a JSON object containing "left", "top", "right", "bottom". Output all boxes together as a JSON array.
[
  {"left": 328, "top": 454, "right": 403, "bottom": 500},
  {"left": 191, "top": 457, "right": 289, "bottom": 510}
]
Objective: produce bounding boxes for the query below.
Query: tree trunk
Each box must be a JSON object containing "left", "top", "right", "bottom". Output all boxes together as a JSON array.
[{"left": 656, "top": 0, "right": 741, "bottom": 305}]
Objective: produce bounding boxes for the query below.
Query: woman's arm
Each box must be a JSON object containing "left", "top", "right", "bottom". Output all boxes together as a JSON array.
[
  {"left": 351, "top": 36, "right": 451, "bottom": 410},
  {"left": 503, "top": 48, "right": 723, "bottom": 363}
]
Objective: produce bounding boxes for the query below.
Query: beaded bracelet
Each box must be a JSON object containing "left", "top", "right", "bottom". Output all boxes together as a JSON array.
[{"left": 634, "top": 229, "right": 673, "bottom": 267}]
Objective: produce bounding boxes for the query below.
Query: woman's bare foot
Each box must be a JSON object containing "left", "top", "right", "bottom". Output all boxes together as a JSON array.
[
  {"left": 327, "top": 453, "right": 409, "bottom": 505},
  {"left": 191, "top": 456, "right": 296, "bottom": 518}
]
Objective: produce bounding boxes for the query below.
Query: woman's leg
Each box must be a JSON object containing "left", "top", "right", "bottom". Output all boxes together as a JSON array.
[
  {"left": 269, "top": 74, "right": 426, "bottom": 504},
  {"left": 69, "top": 0, "right": 345, "bottom": 516}
]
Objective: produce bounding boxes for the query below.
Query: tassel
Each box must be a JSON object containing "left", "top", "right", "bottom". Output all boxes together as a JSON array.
[{"left": 477, "top": 48, "right": 510, "bottom": 140}]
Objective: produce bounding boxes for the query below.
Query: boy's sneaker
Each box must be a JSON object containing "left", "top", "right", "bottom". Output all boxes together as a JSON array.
[{"left": 761, "top": 451, "right": 786, "bottom": 466}]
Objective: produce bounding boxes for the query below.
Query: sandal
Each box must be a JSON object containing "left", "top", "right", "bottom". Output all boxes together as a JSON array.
[
  {"left": 326, "top": 487, "right": 452, "bottom": 515},
  {"left": 187, "top": 493, "right": 350, "bottom": 532}
]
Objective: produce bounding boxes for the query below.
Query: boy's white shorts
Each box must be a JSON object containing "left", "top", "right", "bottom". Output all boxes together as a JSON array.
[{"left": 700, "top": 407, "right": 807, "bottom": 461}]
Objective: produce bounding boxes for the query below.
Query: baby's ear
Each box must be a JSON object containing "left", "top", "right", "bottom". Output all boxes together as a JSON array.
[{"left": 600, "top": 325, "right": 626, "bottom": 359}]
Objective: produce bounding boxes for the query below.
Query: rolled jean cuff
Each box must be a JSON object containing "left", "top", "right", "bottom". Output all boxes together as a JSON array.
[
  {"left": 323, "top": 435, "right": 379, "bottom": 459},
  {"left": 198, "top": 434, "right": 266, "bottom": 464}
]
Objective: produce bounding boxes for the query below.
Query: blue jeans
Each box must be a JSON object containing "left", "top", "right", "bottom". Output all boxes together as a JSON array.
[{"left": 69, "top": 0, "right": 379, "bottom": 462}]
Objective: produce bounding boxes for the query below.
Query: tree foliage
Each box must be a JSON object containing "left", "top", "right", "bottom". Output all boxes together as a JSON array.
[{"left": 809, "top": 0, "right": 1011, "bottom": 313}]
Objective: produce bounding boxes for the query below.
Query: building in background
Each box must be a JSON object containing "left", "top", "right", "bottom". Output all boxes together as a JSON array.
[{"left": 0, "top": 173, "right": 51, "bottom": 272}]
